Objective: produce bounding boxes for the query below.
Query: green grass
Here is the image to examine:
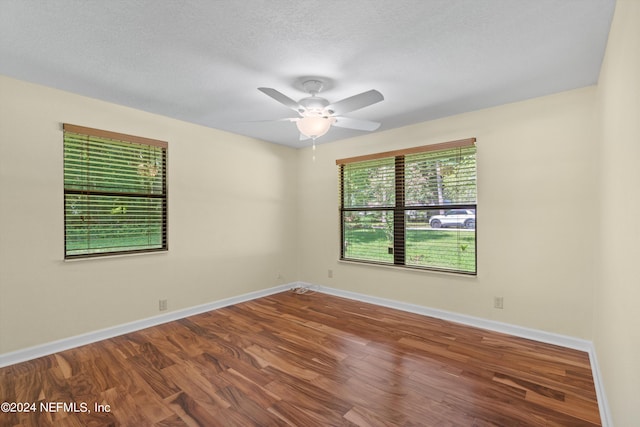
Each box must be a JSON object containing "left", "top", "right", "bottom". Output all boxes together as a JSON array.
[
  {"left": 343, "top": 227, "right": 393, "bottom": 263},
  {"left": 344, "top": 227, "right": 475, "bottom": 273}
]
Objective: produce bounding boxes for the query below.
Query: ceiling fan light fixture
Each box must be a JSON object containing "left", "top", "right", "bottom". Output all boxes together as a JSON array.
[
  {"left": 296, "top": 116, "right": 335, "bottom": 138},
  {"left": 258, "top": 81, "right": 384, "bottom": 142}
]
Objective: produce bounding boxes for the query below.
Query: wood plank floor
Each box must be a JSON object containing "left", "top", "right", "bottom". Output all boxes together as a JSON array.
[{"left": 0, "top": 291, "right": 601, "bottom": 426}]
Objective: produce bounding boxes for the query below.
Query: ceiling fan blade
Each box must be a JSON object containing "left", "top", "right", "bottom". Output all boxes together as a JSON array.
[
  {"left": 333, "top": 116, "right": 381, "bottom": 132},
  {"left": 258, "top": 87, "right": 302, "bottom": 112},
  {"left": 327, "top": 89, "right": 384, "bottom": 115},
  {"left": 244, "top": 117, "right": 297, "bottom": 123}
]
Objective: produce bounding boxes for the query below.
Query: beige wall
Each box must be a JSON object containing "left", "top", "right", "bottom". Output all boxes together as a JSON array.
[
  {"left": 297, "top": 86, "right": 599, "bottom": 339},
  {"left": 596, "top": 0, "right": 640, "bottom": 425},
  {"left": 0, "top": 76, "right": 299, "bottom": 354}
]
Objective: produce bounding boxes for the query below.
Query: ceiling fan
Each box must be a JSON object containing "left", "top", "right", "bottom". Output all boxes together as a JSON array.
[{"left": 258, "top": 79, "right": 384, "bottom": 141}]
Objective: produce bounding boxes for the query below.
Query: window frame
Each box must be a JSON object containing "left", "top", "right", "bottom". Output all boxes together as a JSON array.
[
  {"left": 63, "top": 124, "right": 168, "bottom": 259},
  {"left": 337, "top": 138, "right": 477, "bottom": 275}
]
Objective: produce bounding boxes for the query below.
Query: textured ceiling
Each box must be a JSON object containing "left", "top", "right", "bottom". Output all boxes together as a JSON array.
[{"left": 0, "top": 0, "right": 615, "bottom": 147}]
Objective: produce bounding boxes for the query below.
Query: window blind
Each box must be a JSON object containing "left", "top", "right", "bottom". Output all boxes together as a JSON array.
[
  {"left": 63, "top": 124, "right": 168, "bottom": 258},
  {"left": 405, "top": 146, "right": 477, "bottom": 207},
  {"left": 342, "top": 157, "right": 396, "bottom": 209},
  {"left": 340, "top": 157, "right": 396, "bottom": 263},
  {"left": 338, "top": 139, "right": 477, "bottom": 274}
]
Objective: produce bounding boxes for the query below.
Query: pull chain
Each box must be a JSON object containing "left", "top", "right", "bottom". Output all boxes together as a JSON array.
[{"left": 312, "top": 137, "right": 316, "bottom": 162}]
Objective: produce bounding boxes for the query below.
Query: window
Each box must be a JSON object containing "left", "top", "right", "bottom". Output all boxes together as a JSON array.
[
  {"left": 63, "top": 124, "right": 168, "bottom": 259},
  {"left": 337, "top": 138, "right": 477, "bottom": 275}
]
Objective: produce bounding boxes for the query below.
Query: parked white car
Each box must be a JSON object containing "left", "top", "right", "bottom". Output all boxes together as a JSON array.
[{"left": 429, "top": 209, "right": 475, "bottom": 229}]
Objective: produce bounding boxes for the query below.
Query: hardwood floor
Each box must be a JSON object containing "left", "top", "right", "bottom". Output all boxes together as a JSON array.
[{"left": 0, "top": 291, "right": 601, "bottom": 426}]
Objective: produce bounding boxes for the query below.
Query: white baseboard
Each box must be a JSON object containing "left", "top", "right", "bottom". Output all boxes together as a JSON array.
[
  {"left": 0, "top": 281, "right": 611, "bottom": 426},
  {"left": 304, "top": 283, "right": 611, "bottom": 427},
  {"left": 311, "top": 283, "right": 591, "bottom": 349},
  {"left": 0, "top": 283, "right": 293, "bottom": 368},
  {"left": 587, "top": 345, "right": 613, "bottom": 427}
]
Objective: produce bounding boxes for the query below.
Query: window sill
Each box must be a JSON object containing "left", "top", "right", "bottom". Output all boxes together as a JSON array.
[
  {"left": 63, "top": 249, "right": 168, "bottom": 262},
  {"left": 338, "top": 258, "right": 477, "bottom": 277}
]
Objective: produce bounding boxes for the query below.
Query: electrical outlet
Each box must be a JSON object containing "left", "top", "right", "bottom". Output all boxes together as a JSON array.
[
  {"left": 328, "top": 269, "right": 333, "bottom": 278},
  {"left": 494, "top": 297, "right": 504, "bottom": 309},
  {"left": 159, "top": 299, "right": 168, "bottom": 312}
]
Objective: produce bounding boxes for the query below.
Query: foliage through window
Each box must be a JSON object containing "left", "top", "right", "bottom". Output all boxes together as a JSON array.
[
  {"left": 63, "top": 124, "right": 168, "bottom": 258},
  {"left": 338, "top": 139, "right": 477, "bottom": 274}
]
